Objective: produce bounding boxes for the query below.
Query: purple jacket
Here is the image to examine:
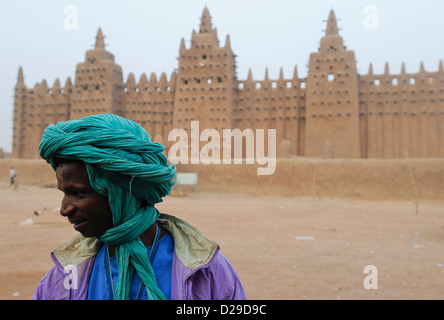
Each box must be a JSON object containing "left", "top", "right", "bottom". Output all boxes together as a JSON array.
[{"left": 32, "top": 214, "right": 247, "bottom": 300}]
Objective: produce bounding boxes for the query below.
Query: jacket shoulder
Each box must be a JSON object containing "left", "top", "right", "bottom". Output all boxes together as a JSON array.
[
  {"left": 32, "top": 234, "right": 100, "bottom": 300},
  {"left": 189, "top": 251, "right": 247, "bottom": 300},
  {"left": 32, "top": 265, "right": 69, "bottom": 300},
  {"left": 157, "top": 214, "right": 219, "bottom": 270},
  {"left": 53, "top": 234, "right": 102, "bottom": 269}
]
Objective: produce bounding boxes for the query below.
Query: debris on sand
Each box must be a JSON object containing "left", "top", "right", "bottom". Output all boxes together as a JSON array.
[{"left": 19, "top": 218, "right": 34, "bottom": 225}]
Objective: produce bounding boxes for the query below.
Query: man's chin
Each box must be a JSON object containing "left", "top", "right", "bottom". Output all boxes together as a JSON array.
[{"left": 73, "top": 222, "right": 97, "bottom": 238}]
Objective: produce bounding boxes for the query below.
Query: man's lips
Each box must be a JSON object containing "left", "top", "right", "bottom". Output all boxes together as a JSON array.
[{"left": 69, "top": 219, "right": 87, "bottom": 231}]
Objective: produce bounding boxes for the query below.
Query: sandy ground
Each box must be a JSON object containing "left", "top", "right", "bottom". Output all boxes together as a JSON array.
[{"left": 1, "top": 182, "right": 443, "bottom": 300}]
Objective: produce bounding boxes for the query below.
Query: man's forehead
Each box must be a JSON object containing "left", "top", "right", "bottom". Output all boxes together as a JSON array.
[{"left": 56, "top": 162, "right": 89, "bottom": 184}]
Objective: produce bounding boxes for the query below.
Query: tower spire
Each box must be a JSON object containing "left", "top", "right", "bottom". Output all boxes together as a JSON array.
[
  {"left": 279, "top": 67, "right": 284, "bottom": 80},
  {"left": 264, "top": 68, "right": 269, "bottom": 81},
  {"left": 384, "top": 62, "right": 390, "bottom": 75},
  {"left": 325, "top": 10, "right": 339, "bottom": 36},
  {"left": 180, "top": 38, "right": 186, "bottom": 53},
  {"left": 401, "top": 62, "right": 406, "bottom": 74},
  {"left": 17, "top": 66, "right": 24, "bottom": 85},
  {"left": 247, "top": 68, "right": 253, "bottom": 81},
  {"left": 199, "top": 6, "right": 212, "bottom": 33},
  {"left": 95, "top": 28, "right": 105, "bottom": 49},
  {"left": 293, "top": 65, "right": 298, "bottom": 79},
  {"left": 224, "top": 34, "right": 231, "bottom": 50}
]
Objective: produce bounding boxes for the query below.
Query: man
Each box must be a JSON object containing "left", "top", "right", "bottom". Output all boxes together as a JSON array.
[
  {"left": 32, "top": 113, "right": 246, "bottom": 300},
  {"left": 9, "top": 167, "right": 16, "bottom": 186}
]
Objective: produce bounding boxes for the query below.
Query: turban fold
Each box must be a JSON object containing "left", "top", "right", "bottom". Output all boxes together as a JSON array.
[{"left": 39, "top": 113, "right": 176, "bottom": 300}]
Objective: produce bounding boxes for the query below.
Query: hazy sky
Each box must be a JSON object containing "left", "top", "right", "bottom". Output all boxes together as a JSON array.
[{"left": 1, "top": 0, "right": 443, "bottom": 153}]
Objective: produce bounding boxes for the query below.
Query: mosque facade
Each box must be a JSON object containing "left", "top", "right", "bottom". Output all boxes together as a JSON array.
[{"left": 12, "top": 7, "right": 444, "bottom": 159}]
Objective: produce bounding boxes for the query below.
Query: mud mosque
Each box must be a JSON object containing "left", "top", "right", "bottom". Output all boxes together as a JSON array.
[{"left": 12, "top": 7, "right": 444, "bottom": 159}]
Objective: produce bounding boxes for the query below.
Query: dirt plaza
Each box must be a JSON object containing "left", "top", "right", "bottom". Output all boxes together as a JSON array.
[{"left": 1, "top": 180, "right": 443, "bottom": 300}]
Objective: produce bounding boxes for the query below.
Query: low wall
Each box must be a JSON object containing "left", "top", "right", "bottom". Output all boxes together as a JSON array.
[
  {"left": 1, "top": 158, "right": 443, "bottom": 201},
  {"left": 1, "top": 159, "right": 56, "bottom": 187},
  {"left": 176, "top": 158, "right": 444, "bottom": 201}
]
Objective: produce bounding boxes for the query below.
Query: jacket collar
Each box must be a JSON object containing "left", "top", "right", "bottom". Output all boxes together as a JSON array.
[{"left": 52, "top": 213, "right": 219, "bottom": 271}]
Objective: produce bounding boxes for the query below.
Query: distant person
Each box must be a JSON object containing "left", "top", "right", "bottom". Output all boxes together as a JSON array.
[
  {"left": 32, "top": 113, "right": 246, "bottom": 300},
  {"left": 9, "top": 167, "right": 16, "bottom": 186}
]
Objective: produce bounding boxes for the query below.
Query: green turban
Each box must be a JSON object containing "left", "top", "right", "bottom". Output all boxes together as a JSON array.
[{"left": 39, "top": 113, "right": 176, "bottom": 300}]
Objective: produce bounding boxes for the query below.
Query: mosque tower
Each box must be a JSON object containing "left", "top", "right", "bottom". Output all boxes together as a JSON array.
[
  {"left": 305, "top": 10, "right": 361, "bottom": 158},
  {"left": 11, "top": 67, "right": 26, "bottom": 158},
  {"left": 172, "top": 6, "right": 237, "bottom": 154},
  {"left": 70, "top": 28, "right": 124, "bottom": 120}
]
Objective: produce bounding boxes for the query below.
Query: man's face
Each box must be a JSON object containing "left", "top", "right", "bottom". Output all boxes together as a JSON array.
[{"left": 56, "top": 161, "right": 113, "bottom": 238}]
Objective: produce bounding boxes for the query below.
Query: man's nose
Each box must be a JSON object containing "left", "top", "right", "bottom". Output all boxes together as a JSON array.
[{"left": 60, "top": 196, "right": 75, "bottom": 216}]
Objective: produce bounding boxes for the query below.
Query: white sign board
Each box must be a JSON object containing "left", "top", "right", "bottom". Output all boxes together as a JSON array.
[{"left": 176, "top": 173, "right": 198, "bottom": 186}]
